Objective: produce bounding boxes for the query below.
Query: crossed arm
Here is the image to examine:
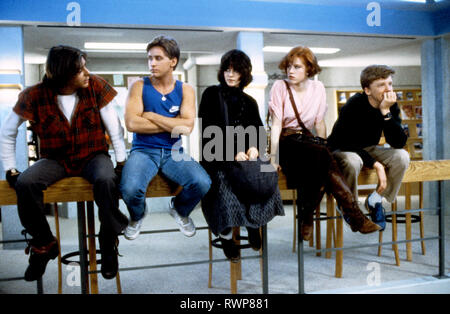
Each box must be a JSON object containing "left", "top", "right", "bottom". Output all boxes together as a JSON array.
[{"left": 124, "top": 79, "right": 196, "bottom": 136}]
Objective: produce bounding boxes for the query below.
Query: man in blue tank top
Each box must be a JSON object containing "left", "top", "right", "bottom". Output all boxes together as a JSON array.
[{"left": 119, "top": 35, "right": 211, "bottom": 240}]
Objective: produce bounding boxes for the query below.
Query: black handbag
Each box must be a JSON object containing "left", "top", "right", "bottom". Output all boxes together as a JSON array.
[
  {"left": 225, "top": 158, "right": 278, "bottom": 205},
  {"left": 281, "top": 80, "right": 328, "bottom": 147}
]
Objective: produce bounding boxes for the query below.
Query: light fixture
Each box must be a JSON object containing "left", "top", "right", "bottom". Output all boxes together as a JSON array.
[
  {"left": 263, "top": 46, "right": 340, "bottom": 54},
  {"left": 0, "top": 84, "right": 22, "bottom": 90},
  {"left": 84, "top": 42, "right": 147, "bottom": 51},
  {"left": 0, "top": 70, "right": 21, "bottom": 75}
]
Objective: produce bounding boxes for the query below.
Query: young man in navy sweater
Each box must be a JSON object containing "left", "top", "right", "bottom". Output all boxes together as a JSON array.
[{"left": 328, "top": 65, "right": 409, "bottom": 230}]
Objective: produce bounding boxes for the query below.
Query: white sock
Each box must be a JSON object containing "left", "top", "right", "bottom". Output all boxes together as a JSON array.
[
  {"left": 368, "top": 191, "right": 383, "bottom": 206},
  {"left": 219, "top": 231, "right": 233, "bottom": 240}
]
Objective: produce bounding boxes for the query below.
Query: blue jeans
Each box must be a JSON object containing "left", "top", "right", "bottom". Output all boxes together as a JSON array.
[{"left": 119, "top": 148, "right": 211, "bottom": 221}]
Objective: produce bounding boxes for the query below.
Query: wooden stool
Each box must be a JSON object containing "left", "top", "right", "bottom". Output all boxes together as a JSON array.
[
  {"left": 53, "top": 201, "right": 122, "bottom": 294},
  {"left": 378, "top": 182, "right": 426, "bottom": 264},
  {"left": 290, "top": 190, "right": 337, "bottom": 256},
  {"left": 208, "top": 227, "right": 263, "bottom": 294}
]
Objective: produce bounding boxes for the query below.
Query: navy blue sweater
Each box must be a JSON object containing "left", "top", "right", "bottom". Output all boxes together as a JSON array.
[{"left": 327, "top": 92, "right": 408, "bottom": 168}]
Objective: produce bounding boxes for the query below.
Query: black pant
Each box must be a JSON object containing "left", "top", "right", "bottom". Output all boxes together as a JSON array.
[
  {"left": 279, "top": 136, "right": 331, "bottom": 213},
  {"left": 15, "top": 154, "right": 128, "bottom": 246}
]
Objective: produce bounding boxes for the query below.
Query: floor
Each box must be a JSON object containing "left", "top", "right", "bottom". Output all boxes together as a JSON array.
[{"left": 1, "top": 196, "right": 449, "bottom": 294}]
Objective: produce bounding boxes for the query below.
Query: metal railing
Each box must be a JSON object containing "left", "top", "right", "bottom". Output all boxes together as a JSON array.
[{"left": 295, "top": 180, "right": 447, "bottom": 294}]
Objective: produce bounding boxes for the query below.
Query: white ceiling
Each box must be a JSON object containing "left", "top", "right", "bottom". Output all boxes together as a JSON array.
[{"left": 23, "top": 25, "right": 423, "bottom": 67}]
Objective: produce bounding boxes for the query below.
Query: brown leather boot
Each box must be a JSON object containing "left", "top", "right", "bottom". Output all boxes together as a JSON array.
[
  {"left": 328, "top": 167, "right": 380, "bottom": 234},
  {"left": 338, "top": 202, "right": 381, "bottom": 234},
  {"left": 300, "top": 209, "right": 314, "bottom": 241}
]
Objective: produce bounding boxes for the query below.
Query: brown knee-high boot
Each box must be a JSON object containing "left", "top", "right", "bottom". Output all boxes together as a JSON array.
[
  {"left": 327, "top": 164, "right": 381, "bottom": 234},
  {"left": 299, "top": 187, "right": 326, "bottom": 241}
]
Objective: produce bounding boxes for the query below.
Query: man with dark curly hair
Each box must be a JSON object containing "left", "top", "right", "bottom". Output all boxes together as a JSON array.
[{"left": 0, "top": 45, "right": 128, "bottom": 281}]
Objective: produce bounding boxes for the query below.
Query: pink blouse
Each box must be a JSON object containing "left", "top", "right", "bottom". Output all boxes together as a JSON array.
[{"left": 268, "top": 79, "right": 328, "bottom": 131}]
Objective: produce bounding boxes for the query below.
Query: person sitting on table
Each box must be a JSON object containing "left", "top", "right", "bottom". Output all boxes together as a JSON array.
[
  {"left": 199, "top": 49, "right": 284, "bottom": 260},
  {"left": 119, "top": 35, "right": 211, "bottom": 240},
  {"left": 0, "top": 45, "right": 128, "bottom": 281},
  {"left": 269, "top": 46, "right": 380, "bottom": 241},
  {"left": 327, "top": 65, "right": 410, "bottom": 231}
]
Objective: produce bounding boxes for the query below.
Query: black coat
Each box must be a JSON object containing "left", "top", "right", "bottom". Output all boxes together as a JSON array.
[
  {"left": 198, "top": 84, "right": 283, "bottom": 235},
  {"left": 198, "top": 84, "right": 265, "bottom": 174}
]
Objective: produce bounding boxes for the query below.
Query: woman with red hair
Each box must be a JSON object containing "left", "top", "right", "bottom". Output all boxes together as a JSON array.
[{"left": 269, "top": 46, "right": 380, "bottom": 241}]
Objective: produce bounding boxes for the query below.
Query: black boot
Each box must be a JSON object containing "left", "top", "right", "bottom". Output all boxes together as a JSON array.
[
  {"left": 246, "top": 227, "right": 261, "bottom": 251},
  {"left": 24, "top": 236, "right": 59, "bottom": 282},
  {"left": 218, "top": 233, "right": 240, "bottom": 261},
  {"left": 99, "top": 228, "right": 119, "bottom": 280}
]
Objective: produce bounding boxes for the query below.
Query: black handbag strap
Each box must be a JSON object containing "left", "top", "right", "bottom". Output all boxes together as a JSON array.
[{"left": 283, "top": 80, "right": 313, "bottom": 137}]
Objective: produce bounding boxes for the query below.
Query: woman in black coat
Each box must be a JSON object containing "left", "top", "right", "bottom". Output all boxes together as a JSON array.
[{"left": 199, "top": 49, "right": 284, "bottom": 260}]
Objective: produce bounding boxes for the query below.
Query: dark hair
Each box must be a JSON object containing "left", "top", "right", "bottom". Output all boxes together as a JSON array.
[
  {"left": 360, "top": 65, "right": 395, "bottom": 89},
  {"left": 146, "top": 35, "right": 180, "bottom": 69},
  {"left": 278, "top": 46, "right": 321, "bottom": 78},
  {"left": 218, "top": 49, "right": 253, "bottom": 89},
  {"left": 44, "top": 45, "right": 87, "bottom": 89}
]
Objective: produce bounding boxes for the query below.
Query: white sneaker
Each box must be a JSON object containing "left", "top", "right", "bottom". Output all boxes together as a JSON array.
[
  {"left": 124, "top": 208, "right": 147, "bottom": 240},
  {"left": 169, "top": 198, "right": 196, "bottom": 237}
]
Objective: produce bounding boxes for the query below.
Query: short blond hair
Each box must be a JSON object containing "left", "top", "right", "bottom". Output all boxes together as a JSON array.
[{"left": 360, "top": 65, "right": 395, "bottom": 89}]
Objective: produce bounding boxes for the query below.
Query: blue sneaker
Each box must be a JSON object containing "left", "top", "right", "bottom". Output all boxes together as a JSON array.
[{"left": 365, "top": 197, "right": 386, "bottom": 231}]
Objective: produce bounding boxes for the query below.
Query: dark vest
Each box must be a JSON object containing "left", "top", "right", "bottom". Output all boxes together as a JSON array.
[{"left": 13, "top": 75, "right": 117, "bottom": 175}]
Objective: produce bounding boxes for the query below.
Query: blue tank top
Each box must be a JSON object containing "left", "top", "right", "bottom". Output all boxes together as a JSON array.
[{"left": 131, "top": 77, "right": 183, "bottom": 151}]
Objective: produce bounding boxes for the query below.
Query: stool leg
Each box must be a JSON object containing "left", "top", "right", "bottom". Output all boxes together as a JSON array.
[
  {"left": 76, "top": 201, "right": 89, "bottom": 294},
  {"left": 378, "top": 231, "right": 383, "bottom": 256},
  {"left": 405, "top": 183, "right": 412, "bottom": 261},
  {"left": 53, "top": 203, "right": 63, "bottom": 294},
  {"left": 232, "top": 227, "right": 242, "bottom": 281},
  {"left": 292, "top": 190, "right": 297, "bottom": 253},
  {"left": 115, "top": 272, "right": 122, "bottom": 294},
  {"left": 259, "top": 227, "right": 263, "bottom": 284},
  {"left": 230, "top": 260, "right": 238, "bottom": 294},
  {"left": 86, "top": 202, "right": 98, "bottom": 294},
  {"left": 315, "top": 205, "right": 321, "bottom": 256},
  {"left": 325, "top": 194, "right": 334, "bottom": 259},
  {"left": 208, "top": 229, "right": 213, "bottom": 288},
  {"left": 419, "top": 182, "right": 426, "bottom": 255},
  {"left": 261, "top": 225, "right": 268, "bottom": 294},
  {"left": 391, "top": 200, "right": 400, "bottom": 266},
  {"left": 335, "top": 204, "right": 343, "bottom": 278},
  {"left": 230, "top": 227, "right": 241, "bottom": 294}
]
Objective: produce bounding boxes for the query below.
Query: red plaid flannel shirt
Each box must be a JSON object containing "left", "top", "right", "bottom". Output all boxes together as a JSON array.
[{"left": 14, "top": 75, "right": 117, "bottom": 176}]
